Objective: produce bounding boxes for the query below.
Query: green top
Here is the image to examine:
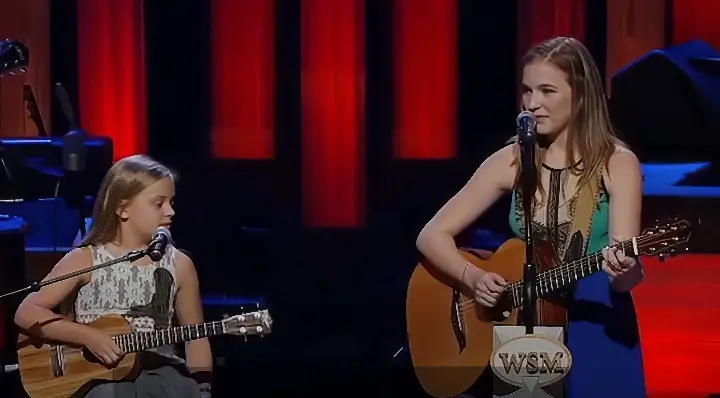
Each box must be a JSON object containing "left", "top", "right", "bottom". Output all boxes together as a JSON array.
[{"left": 508, "top": 165, "right": 609, "bottom": 261}]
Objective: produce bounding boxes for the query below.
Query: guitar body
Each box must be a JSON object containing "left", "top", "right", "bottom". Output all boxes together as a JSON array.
[
  {"left": 406, "top": 237, "right": 567, "bottom": 398},
  {"left": 16, "top": 309, "right": 274, "bottom": 398},
  {"left": 17, "top": 315, "right": 141, "bottom": 398}
]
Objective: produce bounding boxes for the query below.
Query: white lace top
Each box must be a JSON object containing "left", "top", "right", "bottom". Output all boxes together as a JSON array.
[{"left": 74, "top": 244, "right": 183, "bottom": 362}]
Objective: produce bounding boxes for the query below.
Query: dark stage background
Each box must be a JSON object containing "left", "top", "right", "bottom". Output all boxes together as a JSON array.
[
  {"left": 49, "top": 0, "right": 525, "bottom": 362},
  {"left": 37, "top": 1, "right": 531, "bottom": 395},
  {"left": 1, "top": 0, "right": 720, "bottom": 396}
]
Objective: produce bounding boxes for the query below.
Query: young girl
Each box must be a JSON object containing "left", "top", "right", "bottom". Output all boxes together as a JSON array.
[{"left": 14, "top": 155, "right": 213, "bottom": 397}]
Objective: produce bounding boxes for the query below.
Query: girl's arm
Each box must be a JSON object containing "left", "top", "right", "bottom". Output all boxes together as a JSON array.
[{"left": 174, "top": 250, "right": 213, "bottom": 391}]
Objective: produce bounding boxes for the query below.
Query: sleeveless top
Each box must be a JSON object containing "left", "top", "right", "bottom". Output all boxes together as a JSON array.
[
  {"left": 74, "top": 244, "right": 184, "bottom": 363},
  {"left": 508, "top": 164, "right": 647, "bottom": 398},
  {"left": 510, "top": 163, "right": 609, "bottom": 264}
]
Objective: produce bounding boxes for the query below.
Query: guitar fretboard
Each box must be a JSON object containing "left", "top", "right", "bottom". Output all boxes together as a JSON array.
[
  {"left": 507, "top": 239, "right": 636, "bottom": 308},
  {"left": 112, "top": 321, "right": 225, "bottom": 353}
]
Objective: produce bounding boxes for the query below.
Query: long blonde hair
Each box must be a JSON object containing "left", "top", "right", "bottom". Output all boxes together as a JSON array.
[
  {"left": 79, "top": 155, "right": 176, "bottom": 247},
  {"left": 511, "top": 37, "right": 623, "bottom": 206}
]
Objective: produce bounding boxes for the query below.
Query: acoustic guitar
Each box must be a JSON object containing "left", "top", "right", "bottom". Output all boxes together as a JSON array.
[
  {"left": 406, "top": 218, "right": 692, "bottom": 398},
  {"left": 17, "top": 310, "right": 273, "bottom": 398},
  {"left": 0, "top": 39, "right": 29, "bottom": 76}
]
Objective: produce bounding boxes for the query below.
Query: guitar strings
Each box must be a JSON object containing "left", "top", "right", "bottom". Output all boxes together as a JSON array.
[{"left": 456, "top": 231, "right": 681, "bottom": 312}]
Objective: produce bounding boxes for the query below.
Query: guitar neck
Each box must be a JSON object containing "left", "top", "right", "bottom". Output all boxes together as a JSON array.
[
  {"left": 508, "top": 239, "right": 636, "bottom": 308},
  {"left": 112, "top": 321, "right": 225, "bottom": 353}
]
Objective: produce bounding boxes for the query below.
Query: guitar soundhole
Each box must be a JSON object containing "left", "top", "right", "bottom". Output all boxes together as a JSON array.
[
  {"left": 82, "top": 348, "right": 102, "bottom": 364},
  {"left": 450, "top": 289, "right": 467, "bottom": 353},
  {"left": 494, "top": 295, "right": 514, "bottom": 322},
  {"left": 82, "top": 349, "right": 120, "bottom": 370}
]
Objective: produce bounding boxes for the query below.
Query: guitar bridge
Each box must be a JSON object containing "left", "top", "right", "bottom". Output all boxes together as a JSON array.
[
  {"left": 450, "top": 289, "right": 467, "bottom": 353},
  {"left": 50, "top": 345, "right": 66, "bottom": 377}
]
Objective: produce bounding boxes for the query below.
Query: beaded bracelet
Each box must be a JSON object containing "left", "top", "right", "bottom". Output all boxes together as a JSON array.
[
  {"left": 198, "top": 383, "right": 211, "bottom": 398},
  {"left": 192, "top": 371, "right": 213, "bottom": 398},
  {"left": 460, "top": 263, "right": 471, "bottom": 284}
]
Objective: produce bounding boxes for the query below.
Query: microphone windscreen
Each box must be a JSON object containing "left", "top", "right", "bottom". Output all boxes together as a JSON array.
[
  {"left": 62, "top": 129, "right": 87, "bottom": 171},
  {"left": 154, "top": 226, "right": 173, "bottom": 243}
]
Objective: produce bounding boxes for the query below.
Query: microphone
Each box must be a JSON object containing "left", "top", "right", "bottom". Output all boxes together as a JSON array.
[
  {"left": 515, "top": 110, "right": 538, "bottom": 334},
  {"left": 62, "top": 129, "right": 87, "bottom": 172},
  {"left": 147, "top": 227, "right": 172, "bottom": 261},
  {"left": 516, "top": 111, "right": 536, "bottom": 144}
]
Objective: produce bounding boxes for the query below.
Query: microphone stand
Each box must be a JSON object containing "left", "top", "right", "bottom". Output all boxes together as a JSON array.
[
  {"left": 518, "top": 118, "right": 537, "bottom": 335},
  {"left": 0, "top": 248, "right": 150, "bottom": 300}
]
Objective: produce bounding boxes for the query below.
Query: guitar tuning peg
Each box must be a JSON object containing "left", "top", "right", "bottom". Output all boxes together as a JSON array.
[{"left": 658, "top": 254, "right": 666, "bottom": 262}]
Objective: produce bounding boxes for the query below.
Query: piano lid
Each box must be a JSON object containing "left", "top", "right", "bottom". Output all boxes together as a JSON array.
[{"left": 0, "top": 137, "right": 113, "bottom": 201}]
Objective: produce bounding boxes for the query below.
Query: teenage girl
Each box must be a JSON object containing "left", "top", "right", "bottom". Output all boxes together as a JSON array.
[{"left": 417, "top": 37, "right": 646, "bottom": 397}]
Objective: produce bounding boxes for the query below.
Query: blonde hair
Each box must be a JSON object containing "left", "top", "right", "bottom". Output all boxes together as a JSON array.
[
  {"left": 511, "top": 37, "right": 623, "bottom": 206},
  {"left": 79, "top": 155, "right": 176, "bottom": 247}
]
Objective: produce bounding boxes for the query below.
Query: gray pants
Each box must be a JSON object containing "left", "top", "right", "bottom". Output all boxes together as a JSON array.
[{"left": 83, "top": 365, "right": 201, "bottom": 398}]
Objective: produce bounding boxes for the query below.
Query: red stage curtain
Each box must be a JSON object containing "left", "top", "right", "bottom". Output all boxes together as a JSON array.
[
  {"left": 673, "top": 0, "right": 720, "bottom": 50},
  {"left": 605, "top": 0, "right": 667, "bottom": 96},
  {"left": 77, "top": 0, "right": 146, "bottom": 161},
  {"left": 301, "top": 0, "right": 365, "bottom": 228},
  {"left": 393, "top": 0, "right": 457, "bottom": 159},
  {"left": 210, "top": 0, "right": 275, "bottom": 159},
  {"left": 517, "top": 0, "right": 585, "bottom": 90}
]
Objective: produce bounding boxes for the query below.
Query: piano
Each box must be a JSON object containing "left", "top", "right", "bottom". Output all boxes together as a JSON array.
[{"left": 0, "top": 136, "right": 113, "bottom": 247}]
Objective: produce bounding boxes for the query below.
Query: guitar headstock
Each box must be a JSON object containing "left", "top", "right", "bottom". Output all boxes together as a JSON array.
[
  {"left": 0, "top": 39, "right": 29, "bottom": 77},
  {"left": 221, "top": 310, "right": 273, "bottom": 337},
  {"left": 638, "top": 217, "right": 693, "bottom": 261}
]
